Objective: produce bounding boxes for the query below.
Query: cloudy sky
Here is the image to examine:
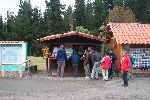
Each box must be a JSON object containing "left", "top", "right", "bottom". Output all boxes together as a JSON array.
[{"left": 0, "top": 0, "right": 94, "bottom": 19}]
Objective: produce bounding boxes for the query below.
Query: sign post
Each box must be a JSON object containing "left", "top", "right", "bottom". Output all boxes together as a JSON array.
[
  {"left": 2, "top": 64, "right": 4, "bottom": 77},
  {"left": 19, "top": 64, "right": 22, "bottom": 78}
]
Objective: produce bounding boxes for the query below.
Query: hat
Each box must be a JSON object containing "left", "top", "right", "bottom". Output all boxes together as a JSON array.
[{"left": 60, "top": 45, "right": 64, "bottom": 48}]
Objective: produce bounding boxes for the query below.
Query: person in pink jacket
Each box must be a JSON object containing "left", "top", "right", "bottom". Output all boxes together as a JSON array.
[
  {"left": 101, "top": 52, "right": 111, "bottom": 81},
  {"left": 121, "top": 51, "right": 131, "bottom": 87}
]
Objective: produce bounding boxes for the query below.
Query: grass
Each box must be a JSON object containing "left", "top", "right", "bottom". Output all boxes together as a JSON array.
[{"left": 28, "top": 56, "right": 46, "bottom": 71}]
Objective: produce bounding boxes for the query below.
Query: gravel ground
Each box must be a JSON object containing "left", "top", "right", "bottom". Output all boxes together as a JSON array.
[{"left": 0, "top": 75, "right": 150, "bottom": 100}]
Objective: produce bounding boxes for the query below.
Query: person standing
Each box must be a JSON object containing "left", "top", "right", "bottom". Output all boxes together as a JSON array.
[
  {"left": 128, "top": 54, "right": 135, "bottom": 80},
  {"left": 121, "top": 51, "right": 131, "bottom": 87},
  {"left": 56, "top": 45, "right": 67, "bottom": 78},
  {"left": 83, "top": 49, "right": 91, "bottom": 78},
  {"left": 69, "top": 52, "right": 80, "bottom": 78},
  {"left": 109, "top": 49, "right": 117, "bottom": 79},
  {"left": 90, "top": 50, "right": 101, "bottom": 80},
  {"left": 101, "top": 52, "right": 111, "bottom": 81}
]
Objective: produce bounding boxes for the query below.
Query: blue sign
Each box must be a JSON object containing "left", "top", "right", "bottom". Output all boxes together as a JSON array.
[{"left": 2, "top": 45, "right": 22, "bottom": 64}]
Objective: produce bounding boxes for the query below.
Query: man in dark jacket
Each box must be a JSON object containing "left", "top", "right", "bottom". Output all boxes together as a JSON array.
[
  {"left": 69, "top": 52, "right": 80, "bottom": 78},
  {"left": 109, "top": 49, "right": 117, "bottom": 79},
  {"left": 56, "top": 45, "right": 67, "bottom": 77}
]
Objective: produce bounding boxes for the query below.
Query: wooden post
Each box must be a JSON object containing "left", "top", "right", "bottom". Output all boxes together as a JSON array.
[
  {"left": 48, "top": 58, "right": 50, "bottom": 73},
  {"left": 46, "top": 58, "right": 48, "bottom": 73},
  {"left": 19, "top": 64, "right": 22, "bottom": 78},
  {"left": 2, "top": 64, "right": 4, "bottom": 78}
]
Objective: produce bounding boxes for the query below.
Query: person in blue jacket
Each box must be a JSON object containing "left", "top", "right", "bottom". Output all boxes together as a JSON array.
[
  {"left": 128, "top": 54, "right": 135, "bottom": 80},
  {"left": 109, "top": 49, "right": 117, "bottom": 79},
  {"left": 69, "top": 51, "right": 80, "bottom": 78},
  {"left": 56, "top": 45, "right": 67, "bottom": 78}
]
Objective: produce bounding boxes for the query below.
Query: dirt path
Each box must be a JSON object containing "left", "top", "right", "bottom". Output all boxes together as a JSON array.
[{"left": 0, "top": 76, "right": 150, "bottom": 100}]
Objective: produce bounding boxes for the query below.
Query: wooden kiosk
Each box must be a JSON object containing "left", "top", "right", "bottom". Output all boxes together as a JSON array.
[{"left": 39, "top": 31, "right": 105, "bottom": 77}]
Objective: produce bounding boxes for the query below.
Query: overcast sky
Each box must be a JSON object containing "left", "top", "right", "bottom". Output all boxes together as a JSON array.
[
  {"left": 0, "top": 0, "right": 94, "bottom": 20},
  {"left": 0, "top": 0, "right": 75, "bottom": 19}
]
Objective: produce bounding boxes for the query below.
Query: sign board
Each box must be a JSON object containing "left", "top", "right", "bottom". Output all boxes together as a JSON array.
[
  {"left": 42, "top": 46, "right": 49, "bottom": 59},
  {"left": 0, "top": 42, "right": 27, "bottom": 71},
  {"left": 131, "top": 48, "right": 150, "bottom": 68},
  {"left": 2, "top": 45, "right": 22, "bottom": 64}
]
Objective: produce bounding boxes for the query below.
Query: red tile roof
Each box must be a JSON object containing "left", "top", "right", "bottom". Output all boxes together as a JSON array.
[
  {"left": 109, "top": 23, "right": 150, "bottom": 44},
  {"left": 0, "top": 41, "right": 24, "bottom": 44},
  {"left": 39, "top": 31, "right": 106, "bottom": 42}
]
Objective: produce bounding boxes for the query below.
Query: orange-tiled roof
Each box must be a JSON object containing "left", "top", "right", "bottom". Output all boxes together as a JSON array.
[
  {"left": 39, "top": 31, "right": 106, "bottom": 42},
  {"left": 0, "top": 41, "right": 24, "bottom": 44},
  {"left": 109, "top": 23, "right": 150, "bottom": 44}
]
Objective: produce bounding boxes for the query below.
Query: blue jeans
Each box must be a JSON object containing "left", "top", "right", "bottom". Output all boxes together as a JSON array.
[
  {"left": 72, "top": 64, "right": 78, "bottom": 78},
  {"left": 128, "top": 66, "right": 134, "bottom": 80},
  {"left": 57, "top": 61, "right": 65, "bottom": 77},
  {"left": 123, "top": 71, "right": 128, "bottom": 86},
  {"left": 91, "top": 62, "right": 99, "bottom": 79},
  {"left": 109, "top": 63, "right": 115, "bottom": 78}
]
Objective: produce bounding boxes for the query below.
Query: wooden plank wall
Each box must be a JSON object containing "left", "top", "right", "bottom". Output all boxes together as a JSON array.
[{"left": 110, "top": 37, "right": 124, "bottom": 70}]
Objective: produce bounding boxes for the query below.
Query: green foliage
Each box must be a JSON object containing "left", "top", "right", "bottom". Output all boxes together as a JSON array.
[
  {"left": 108, "top": 5, "right": 136, "bottom": 23},
  {"left": 45, "top": 0, "right": 65, "bottom": 35},
  {"left": 1, "top": 0, "right": 150, "bottom": 57},
  {"left": 99, "top": 25, "right": 107, "bottom": 38},
  {"left": 128, "top": 0, "right": 150, "bottom": 23},
  {"left": 74, "top": 0, "right": 86, "bottom": 27},
  {"left": 90, "top": 29, "right": 99, "bottom": 36},
  {"left": 114, "top": 0, "right": 128, "bottom": 7},
  {"left": 76, "top": 26, "right": 90, "bottom": 34},
  {"left": 0, "top": 15, "right": 3, "bottom": 40},
  {"left": 93, "top": 0, "right": 108, "bottom": 29},
  {"left": 14, "top": 0, "right": 33, "bottom": 40},
  {"left": 63, "top": 6, "right": 74, "bottom": 32},
  {"left": 105, "top": 0, "right": 114, "bottom": 11},
  {"left": 85, "top": 0, "right": 94, "bottom": 31},
  {"left": 98, "top": 43, "right": 110, "bottom": 57}
]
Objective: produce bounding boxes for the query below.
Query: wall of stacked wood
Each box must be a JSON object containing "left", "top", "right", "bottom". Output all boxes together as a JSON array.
[{"left": 110, "top": 37, "right": 125, "bottom": 71}]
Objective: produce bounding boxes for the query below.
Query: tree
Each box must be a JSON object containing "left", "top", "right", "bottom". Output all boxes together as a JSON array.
[
  {"left": 0, "top": 15, "right": 3, "bottom": 40},
  {"left": 31, "top": 7, "right": 43, "bottom": 39},
  {"left": 4, "top": 11, "right": 18, "bottom": 40},
  {"left": 128, "top": 0, "right": 150, "bottom": 23},
  {"left": 93, "top": 0, "right": 108, "bottom": 30},
  {"left": 13, "top": 0, "right": 33, "bottom": 41},
  {"left": 114, "top": 0, "right": 125, "bottom": 7},
  {"left": 6, "top": 11, "right": 14, "bottom": 33},
  {"left": 45, "top": 0, "right": 64, "bottom": 35},
  {"left": 105, "top": 0, "right": 115, "bottom": 11},
  {"left": 107, "top": 5, "right": 136, "bottom": 23},
  {"left": 76, "top": 26, "right": 90, "bottom": 34},
  {"left": 15, "top": 0, "right": 46, "bottom": 56},
  {"left": 85, "top": 0, "right": 94, "bottom": 31},
  {"left": 74, "top": 0, "right": 86, "bottom": 27},
  {"left": 30, "top": 7, "right": 44, "bottom": 56},
  {"left": 63, "top": 6, "right": 74, "bottom": 32}
]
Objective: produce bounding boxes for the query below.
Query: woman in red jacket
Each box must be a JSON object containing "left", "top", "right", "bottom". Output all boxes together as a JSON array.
[
  {"left": 121, "top": 51, "right": 131, "bottom": 87},
  {"left": 101, "top": 52, "right": 111, "bottom": 81}
]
